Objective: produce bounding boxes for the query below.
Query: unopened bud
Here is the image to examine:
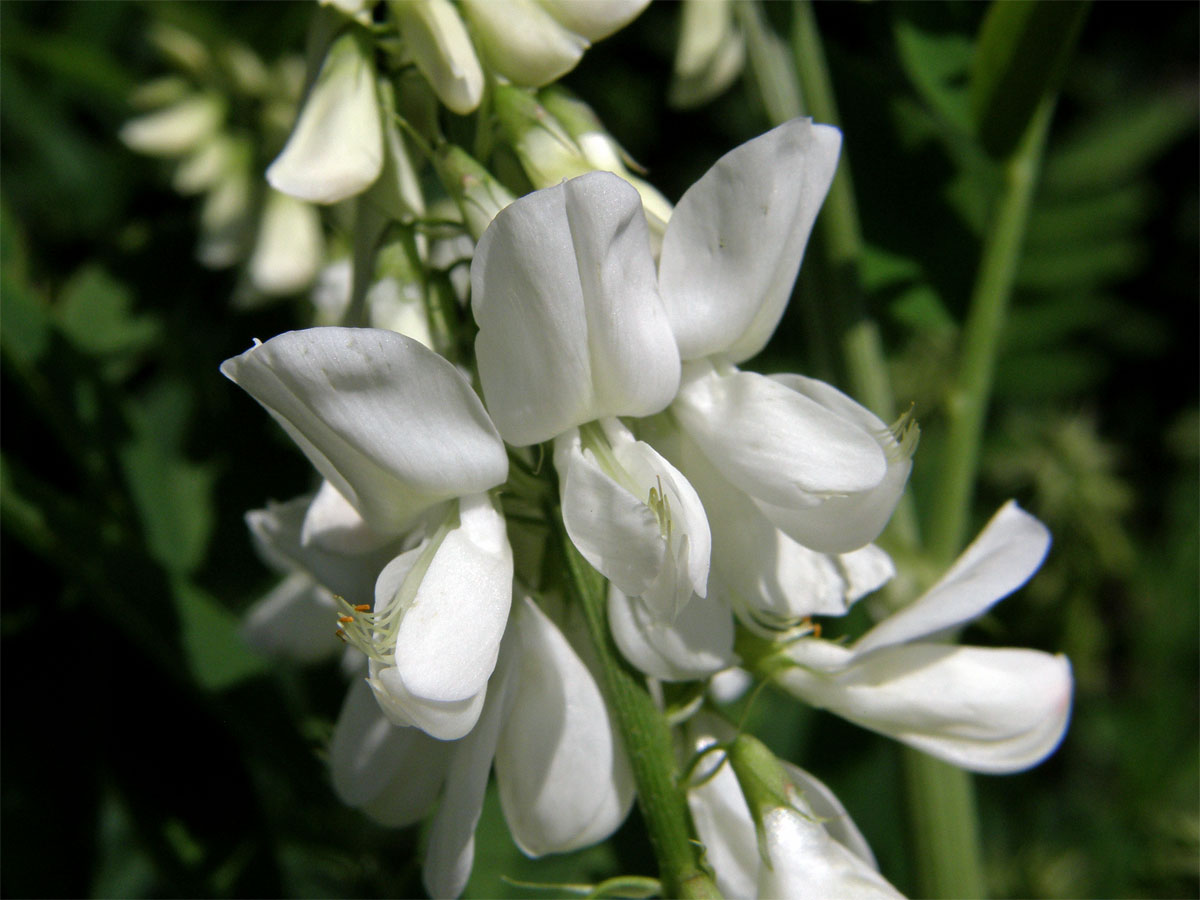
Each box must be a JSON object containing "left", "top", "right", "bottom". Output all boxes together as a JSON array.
[{"left": 434, "top": 144, "right": 516, "bottom": 240}]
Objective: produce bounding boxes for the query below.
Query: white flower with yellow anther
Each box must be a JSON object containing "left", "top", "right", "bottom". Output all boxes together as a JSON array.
[
  {"left": 471, "top": 172, "right": 712, "bottom": 625},
  {"left": 776, "top": 501, "right": 1074, "bottom": 774},
  {"left": 331, "top": 597, "right": 634, "bottom": 899},
  {"left": 222, "top": 327, "right": 513, "bottom": 740}
]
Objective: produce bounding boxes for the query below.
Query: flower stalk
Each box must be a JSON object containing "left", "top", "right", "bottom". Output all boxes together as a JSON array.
[{"left": 558, "top": 520, "right": 721, "bottom": 900}]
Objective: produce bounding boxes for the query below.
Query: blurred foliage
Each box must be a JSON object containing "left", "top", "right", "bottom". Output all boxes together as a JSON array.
[{"left": 2, "top": 2, "right": 1197, "bottom": 899}]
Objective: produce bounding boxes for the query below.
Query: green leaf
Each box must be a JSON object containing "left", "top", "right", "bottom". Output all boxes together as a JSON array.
[
  {"left": 172, "top": 578, "right": 269, "bottom": 691},
  {"left": 1042, "top": 91, "right": 1198, "bottom": 193},
  {"left": 56, "top": 265, "right": 161, "bottom": 360},
  {"left": 119, "top": 435, "right": 216, "bottom": 576},
  {"left": 0, "top": 207, "right": 52, "bottom": 368},
  {"left": 892, "top": 10, "right": 974, "bottom": 133},
  {"left": 969, "top": 0, "right": 1089, "bottom": 158}
]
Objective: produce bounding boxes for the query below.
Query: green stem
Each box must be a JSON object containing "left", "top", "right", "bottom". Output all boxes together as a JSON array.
[
  {"left": 926, "top": 97, "right": 1055, "bottom": 564},
  {"left": 557, "top": 528, "right": 721, "bottom": 900},
  {"left": 789, "top": 0, "right": 920, "bottom": 551},
  {"left": 902, "top": 750, "right": 986, "bottom": 899},
  {"left": 906, "top": 96, "right": 1055, "bottom": 900}
]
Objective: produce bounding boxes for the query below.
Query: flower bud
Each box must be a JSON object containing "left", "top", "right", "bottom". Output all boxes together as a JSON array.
[
  {"left": 460, "top": 0, "right": 588, "bottom": 87},
  {"left": 120, "top": 92, "right": 225, "bottom": 157},
  {"left": 267, "top": 30, "right": 384, "bottom": 204},
  {"left": 670, "top": 0, "right": 745, "bottom": 109},
  {"left": 538, "top": 87, "right": 673, "bottom": 240},
  {"left": 248, "top": 190, "right": 325, "bottom": 296},
  {"left": 433, "top": 144, "right": 516, "bottom": 240},
  {"left": 389, "top": 0, "right": 483, "bottom": 115},
  {"left": 538, "top": 0, "right": 650, "bottom": 42},
  {"left": 493, "top": 84, "right": 591, "bottom": 189}
]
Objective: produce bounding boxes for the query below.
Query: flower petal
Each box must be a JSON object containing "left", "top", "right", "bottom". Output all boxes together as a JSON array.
[
  {"left": 648, "top": 415, "right": 870, "bottom": 630},
  {"left": 390, "top": 493, "right": 514, "bottom": 704},
  {"left": 301, "top": 478, "right": 395, "bottom": 554},
  {"left": 248, "top": 190, "right": 323, "bottom": 296},
  {"left": 472, "top": 172, "right": 679, "bottom": 446},
  {"left": 779, "top": 642, "right": 1074, "bottom": 773},
  {"left": 222, "top": 327, "right": 508, "bottom": 536},
  {"left": 672, "top": 361, "right": 887, "bottom": 549},
  {"left": 556, "top": 420, "right": 710, "bottom": 620},
  {"left": 246, "top": 494, "right": 397, "bottom": 608},
  {"left": 241, "top": 571, "right": 340, "bottom": 663},
  {"left": 852, "top": 501, "right": 1050, "bottom": 655},
  {"left": 423, "top": 628, "right": 518, "bottom": 899},
  {"left": 752, "top": 374, "right": 913, "bottom": 552},
  {"left": 266, "top": 32, "right": 383, "bottom": 204},
  {"left": 555, "top": 427, "right": 664, "bottom": 598},
  {"left": 539, "top": 0, "right": 649, "bottom": 41},
  {"left": 392, "top": 0, "right": 483, "bottom": 115},
  {"left": 608, "top": 585, "right": 734, "bottom": 681},
  {"left": 782, "top": 763, "right": 878, "bottom": 870},
  {"left": 461, "top": 0, "right": 588, "bottom": 87},
  {"left": 686, "top": 743, "right": 758, "bottom": 900},
  {"left": 330, "top": 679, "right": 448, "bottom": 826},
  {"left": 659, "top": 118, "right": 841, "bottom": 362},
  {"left": 495, "top": 598, "right": 634, "bottom": 856},
  {"left": 757, "top": 806, "right": 904, "bottom": 900},
  {"left": 370, "top": 665, "right": 488, "bottom": 741},
  {"left": 120, "top": 93, "right": 224, "bottom": 157}
]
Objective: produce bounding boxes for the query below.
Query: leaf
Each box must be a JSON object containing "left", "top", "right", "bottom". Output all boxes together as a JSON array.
[
  {"left": 892, "top": 9, "right": 974, "bottom": 134},
  {"left": 0, "top": 206, "right": 51, "bottom": 368},
  {"left": 56, "top": 265, "right": 161, "bottom": 360},
  {"left": 172, "top": 578, "right": 269, "bottom": 691},
  {"left": 969, "top": 0, "right": 1089, "bottom": 158},
  {"left": 1042, "top": 91, "right": 1198, "bottom": 193},
  {"left": 119, "top": 434, "right": 216, "bottom": 576}
]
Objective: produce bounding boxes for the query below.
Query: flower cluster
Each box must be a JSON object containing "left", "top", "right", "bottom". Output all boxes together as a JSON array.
[{"left": 213, "top": 6, "right": 1073, "bottom": 896}]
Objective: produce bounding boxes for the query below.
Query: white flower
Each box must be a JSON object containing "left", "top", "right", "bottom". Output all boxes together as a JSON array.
[
  {"left": 654, "top": 118, "right": 912, "bottom": 553},
  {"left": 670, "top": 0, "right": 745, "bottom": 108},
  {"left": 331, "top": 597, "right": 634, "bottom": 898},
  {"left": 461, "top": 0, "right": 589, "bottom": 88},
  {"left": 390, "top": 0, "right": 647, "bottom": 114},
  {"left": 222, "top": 327, "right": 507, "bottom": 536},
  {"left": 471, "top": 173, "right": 711, "bottom": 624},
  {"left": 363, "top": 492, "right": 513, "bottom": 739},
  {"left": 266, "top": 31, "right": 383, "bottom": 204},
  {"left": 776, "top": 501, "right": 1074, "bottom": 773},
  {"left": 222, "top": 327, "right": 513, "bottom": 739},
  {"left": 555, "top": 418, "right": 709, "bottom": 622},
  {"left": 650, "top": 412, "right": 896, "bottom": 635},
  {"left": 686, "top": 715, "right": 902, "bottom": 900},
  {"left": 120, "top": 92, "right": 224, "bottom": 157},
  {"left": 472, "top": 173, "right": 679, "bottom": 446},
  {"left": 390, "top": 0, "right": 484, "bottom": 115},
  {"left": 247, "top": 189, "right": 324, "bottom": 296}
]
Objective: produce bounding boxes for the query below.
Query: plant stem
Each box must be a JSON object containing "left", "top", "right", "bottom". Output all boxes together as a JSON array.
[
  {"left": 558, "top": 528, "right": 721, "bottom": 899},
  {"left": 926, "top": 97, "right": 1055, "bottom": 564},
  {"left": 907, "top": 95, "right": 1055, "bottom": 900},
  {"left": 902, "top": 749, "right": 986, "bottom": 899}
]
